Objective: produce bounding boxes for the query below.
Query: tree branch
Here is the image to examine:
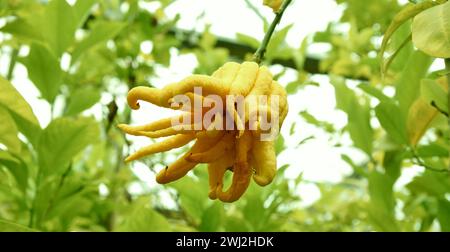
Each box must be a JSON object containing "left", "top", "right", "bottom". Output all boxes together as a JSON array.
[{"left": 171, "top": 28, "right": 321, "bottom": 74}]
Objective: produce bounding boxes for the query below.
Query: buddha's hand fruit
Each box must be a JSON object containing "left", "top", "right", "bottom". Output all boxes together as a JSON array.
[{"left": 118, "top": 61, "right": 289, "bottom": 202}]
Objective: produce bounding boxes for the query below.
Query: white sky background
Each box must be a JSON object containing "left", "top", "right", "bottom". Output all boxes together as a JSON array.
[{"left": 0, "top": 0, "right": 424, "bottom": 205}]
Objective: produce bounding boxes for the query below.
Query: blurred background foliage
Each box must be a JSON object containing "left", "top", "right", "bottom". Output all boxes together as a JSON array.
[{"left": 0, "top": 0, "right": 449, "bottom": 232}]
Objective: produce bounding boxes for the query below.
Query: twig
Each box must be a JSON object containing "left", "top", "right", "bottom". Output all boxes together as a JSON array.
[
  {"left": 411, "top": 148, "right": 449, "bottom": 173},
  {"left": 252, "top": 0, "right": 293, "bottom": 63},
  {"left": 431, "top": 101, "right": 449, "bottom": 117}
]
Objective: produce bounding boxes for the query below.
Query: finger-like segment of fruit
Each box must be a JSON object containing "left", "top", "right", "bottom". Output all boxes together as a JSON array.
[
  {"left": 194, "top": 115, "right": 224, "bottom": 139},
  {"left": 162, "top": 75, "right": 228, "bottom": 103},
  {"left": 156, "top": 160, "right": 198, "bottom": 185},
  {"left": 227, "top": 62, "right": 259, "bottom": 137},
  {"left": 251, "top": 139, "right": 277, "bottom": 186},
  {"left": 156, "top": 132, "right": 225, "bottom": 184},
  {"left": 213, "top": 62, "right": 241, "bottom": 85},
  {"left": 230, "top": 62, "right": 259, "bottom": 97},
  {"left": 207, "top": 150, "right": 235, "bottom": 200},
  {"left": 187, "top": 132, "right": 235, "bottom": 163},
  {"left": 125, "top": 133, "right": 196, "bottom": 162},
  {"left": 245, "top": 66, "right": 273, "bottom": 122},
  {"left": 117, "top": 113, "right": 196, "bottom": 135},
  {"left": 127, "top": 86, "right": 166, "bottom": 109},
  {"left": 117, "top": 116, "right": 174, "bottom": 135},
  {"left": 168, "top": 92, "right": 217, "bottom": 112},
  {"left": 271, "top": 81, "right": 289, "bottom": 127},
  {"left": 134, "top": 124, "right": 202, "bottom": 138},
  {"left": 250, "top": 82, "right": 288, "bottom": 137},
  {"left": 217, "top": 131, "right": 253, "bottom": 203}
]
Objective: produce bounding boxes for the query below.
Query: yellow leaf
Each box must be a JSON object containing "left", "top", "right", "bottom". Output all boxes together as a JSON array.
[{"left": 407, "top": 76, "right": 448, "bottom": 145}]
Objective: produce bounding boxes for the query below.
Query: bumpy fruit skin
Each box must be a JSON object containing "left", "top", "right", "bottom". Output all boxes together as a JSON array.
[
  {"left": 119, "top": 61, "right": 289, "bottom": 202},
  {"left": 264, "top": 0, "right": 283, "bottom": 12}
]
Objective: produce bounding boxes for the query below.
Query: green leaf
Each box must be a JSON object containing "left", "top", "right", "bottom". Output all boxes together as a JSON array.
[
  {"left": 341, "top": 154, "right": 368, "bottom": 177},
  {"left": 395, "top": 50, "right": 432, "bottom": 119},
  {"left": 285, "top": 80, "right": 303, "bottom": 94},
  {"left": 387, "top": 21, "right": 414, "bottom": 73},
  {"left": 0, "top": 107, "right": 21, "bottom": 154},
  {"left": 357, "top": 83, "right": 391, "bottom": 104},
  {"left": 412, "top": 1, "right": 450, "bottom": 58},
  {"left": 0, "top": 77, "right": 39, "bottom": 126},
  {"left": 71, "top": 21, "right": 126, "bottom": 62},
  {"left": 170, "top": 176, "right": 208, "bottom": 224},
  {"left": 417, "top": 143, "right": 449, "bottom": 158},
  {"left": 0, "top": 77, "right": 40, "bottom": 146},
  {"left": 331, "top": 77, "right": 373, "bottom": 154},
  {"left": 224, "top": 216, "right": 250, "bottom": 232},
  {"left": 38, "top": 117, "right": 99, "bottom": 176},
  {"left": 375, "top": 101, "right": 408, "bottom": 145},
  {"left": 266, "top": 24, "right": 293, "bottom": 61},
  {"left": 199, "top": 202, "right": 224, "bottom": 232},
  {"left": 299, "top": 111, "right": 334, "bottom": 132},
  {"left": 0, "top": 152, "right": 28, "bottom": 193},
  {"left": 380, "top": 1, "right": 439, "bottom": 62},
  {"left": 407, "top": 171, "right": 450, "bottom": 198},
  {"left": 236, "top": 33, "right": 260, "bottom": 49},
  {"left": 39, "top": 0, "right": 77, "bottom": 56},
  {"left": 0, "top": 151, "right": 20, "bottom": 164},
  {"left": 275, "top": 134, "right": 285, "bottom": 155},
  {"left": 64, "top": 88, "right": 101, "bottom": 116},
  {"left": 0, "top": 19, "right": 44, "bottom": 42},
  {"left": 44, "top": 179, "right": 87, "bottom": 221},
  {"left": 22, "top": 43, "right": 63, "bottom": 103},
  {"left": 116, "top": 199, "right": 171, "bottom": 232},
  {"left": 0, "top": 219, "right": 36, "bottom": 232},
  {"left": 73, "top": 0, "right": 97, "bottom": 29},
  {"left": 437, "top": 200, "right": 450, "bottom": 232},
  {"left": 383, "top": 151, "right": 404, "bottom": 182},
  {"left": 421, "top": 78, "right": 448, "bottom": 114},
  {"left": 293, "top": 38, "right": 309, "bottom": 70},
  {"left": 243, "top": 190, "right": 267, "bottom": 231},
  {"left": 367, "top": 171, "right": 399, "bottom": 231}
]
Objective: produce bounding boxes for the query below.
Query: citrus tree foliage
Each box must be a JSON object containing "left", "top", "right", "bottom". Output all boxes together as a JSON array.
[{"left": 0, "top": 0, "right": 449, "bottom": 232}]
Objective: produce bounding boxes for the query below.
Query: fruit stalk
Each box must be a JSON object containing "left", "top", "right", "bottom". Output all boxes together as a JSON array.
[{"left": 252, "top": 0, "right": 293, "bottom": 64}]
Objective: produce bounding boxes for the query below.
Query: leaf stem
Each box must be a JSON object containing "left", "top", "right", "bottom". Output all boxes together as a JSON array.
[
  {"left": 252, "top": 0, "right": 293, "bottom": 64},
  {"left": 244, "top": 0, "right": 267, "bottom": 25},
  {"left": 445, "top": 58, "right": 450, "bottom": 171}
]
